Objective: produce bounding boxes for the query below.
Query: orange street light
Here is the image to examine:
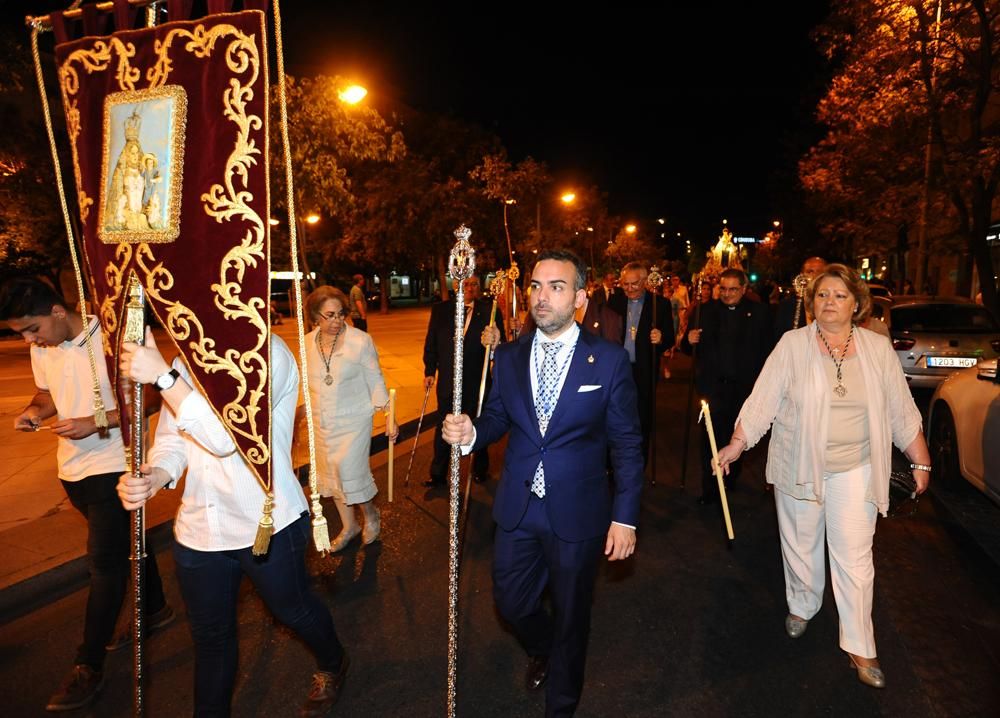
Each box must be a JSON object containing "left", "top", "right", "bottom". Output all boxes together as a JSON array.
[
  {"left": 625, "top": 224, "right": 637, "bottom": 234},
  {"left": 306, "top": 214, "right": 320, "bottom": 224},
  {"left": 338, "top": 84, "right": 368, "bottom": 105},
  {"left": 269, "top": 218, "right": 280, "bottom": 226},
  {"left": 560, "top": 192, "right": 576, "bottom": 204}
]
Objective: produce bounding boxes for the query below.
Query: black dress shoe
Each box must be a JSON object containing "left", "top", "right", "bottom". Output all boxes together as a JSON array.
[
  {"left": 423, "top": 478, "right": 446, "bottom": 488},
  {"left": 525, "top": 655, "right": 549, "bottom": 691}
]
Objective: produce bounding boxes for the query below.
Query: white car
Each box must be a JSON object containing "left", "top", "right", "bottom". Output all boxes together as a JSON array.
[{"left": 927, "top": 359, "right": 1000, "bottom": 505}]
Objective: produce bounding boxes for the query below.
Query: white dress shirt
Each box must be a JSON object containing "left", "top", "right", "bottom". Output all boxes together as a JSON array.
[{"left": 149, "top": 336, "right": 307, "bottom": 551}]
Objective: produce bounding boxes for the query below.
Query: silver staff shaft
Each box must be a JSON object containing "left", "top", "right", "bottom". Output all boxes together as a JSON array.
[
  {"left": 403, "top": 384, "right": 432, "bottom": 488},
  {"left": 122, "top": 276, "right": 147, "bottom": 717},
  {"left": 446, "top": 226, "right": 475, "bottom": 717}
]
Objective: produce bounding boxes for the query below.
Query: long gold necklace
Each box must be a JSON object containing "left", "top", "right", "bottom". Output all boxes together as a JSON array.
[
  {"left": 316, "top": 327, "right": 343, "bottom": 386},
  {"left": 817, "top": 324, "right": 854, "bottom": 397}
]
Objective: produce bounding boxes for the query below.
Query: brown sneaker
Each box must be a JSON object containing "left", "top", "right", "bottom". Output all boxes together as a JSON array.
[
  {"left": 46, "top": 664, "right": 104, "bottom": 712},
  {"left": 106, "top": 604, "right": 177, "bottom": 651},
  {"left": 300, "top": 653, "right": 350, "bottom": 717}
]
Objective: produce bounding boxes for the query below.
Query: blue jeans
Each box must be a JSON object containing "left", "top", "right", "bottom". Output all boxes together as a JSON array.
[
  {"left": 173, "top": 514, "right": 344, "bottom": 717},
  {"left": 62, "top": 471, "right": 167, "bottom": 670}
]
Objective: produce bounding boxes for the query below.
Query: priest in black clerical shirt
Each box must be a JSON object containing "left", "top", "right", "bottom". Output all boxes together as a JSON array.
[{"left": 682, "top": 268, "right": 773, "bottom": 503}]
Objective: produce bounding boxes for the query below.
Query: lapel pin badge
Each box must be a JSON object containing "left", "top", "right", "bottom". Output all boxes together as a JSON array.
[{"left": 587, "top": 354, "right": 595, "bottom": 363}]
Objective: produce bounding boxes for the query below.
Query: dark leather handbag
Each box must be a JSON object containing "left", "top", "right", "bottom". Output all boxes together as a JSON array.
[{"left": 887, "top": 470, "right": 919, "bottom": 517}]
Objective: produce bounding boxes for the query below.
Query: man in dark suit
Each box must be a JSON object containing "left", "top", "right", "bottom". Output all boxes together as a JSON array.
[
  {"left": 443, "top": 249, "right": 643, "bottom": 717},
  {"left": 423, "top": 275, "right": 503, "bottom": 486},
  {"left": 607, "top": 261, "right": 672, "bottom": 463},
  {"left": 773, "top": 256, "right": 826, "bottom": 342},
  {"left": 684, "top": 268, "right": 773, "bottom": 503}
]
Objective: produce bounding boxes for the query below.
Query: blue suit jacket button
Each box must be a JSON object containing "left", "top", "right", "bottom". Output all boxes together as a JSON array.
[
  {"left": 541, "top": 447, "right": 547, "bottom": 455},
  {"left": 524, "top": 480, "right": 529, "bottom": 487}
]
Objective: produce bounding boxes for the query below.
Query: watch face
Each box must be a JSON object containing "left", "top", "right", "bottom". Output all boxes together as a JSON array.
[{"left": 156, "top": 370, "right": 176, "bottom": 390}]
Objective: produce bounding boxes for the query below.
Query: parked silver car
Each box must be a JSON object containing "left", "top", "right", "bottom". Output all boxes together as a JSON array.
[{"left": 886, "top": 297, "right": 1000, "bottom": 389}]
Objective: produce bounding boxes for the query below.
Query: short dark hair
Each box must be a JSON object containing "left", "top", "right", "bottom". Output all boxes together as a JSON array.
[
  {"left": 0, "top": 277, "right": 67, "bottom": 320},
  {"left": 534, "top": 249, "right": 587, "bottom": 291},
  {"left": 352, "top": 274, "right": 364, "bottom": 284},
  {"left": 719, "top": 268, "right": 747, "bottom": 286}
]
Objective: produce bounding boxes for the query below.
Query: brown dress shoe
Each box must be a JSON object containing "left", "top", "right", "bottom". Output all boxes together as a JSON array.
[
  {"left": 525, "top": 655, "right": 549, "bottom": 691},
  {"left": 46, "top": 664, "right": 104, "bottom": 712},
  {"left": 300, "top": 653, "right": 350, "bottom": 717}
]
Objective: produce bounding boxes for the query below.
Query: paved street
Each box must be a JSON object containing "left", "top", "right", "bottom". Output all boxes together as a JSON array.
[{"left": 1, "top": 306, "right": 999, "bottom": 716}]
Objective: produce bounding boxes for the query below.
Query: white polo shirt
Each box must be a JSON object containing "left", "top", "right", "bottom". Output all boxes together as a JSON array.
[{"left": 29, "top": 317, "right": 126, "bottom": 482}]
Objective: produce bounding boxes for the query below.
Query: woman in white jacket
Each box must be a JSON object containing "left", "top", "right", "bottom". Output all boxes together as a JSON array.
[
  {"left": 302, "top": 286, "right": 397, "bottom": 552},
  {"left": 715, "top": 264, "right": 931, "bottom": 689}
]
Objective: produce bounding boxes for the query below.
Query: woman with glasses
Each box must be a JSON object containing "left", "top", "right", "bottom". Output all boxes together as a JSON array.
[
  {"left": 302, "top": 286, "right": 398, "bottom": 552},
  {"left": 714, "top": 264, "right": 931, "bottom": 688}
]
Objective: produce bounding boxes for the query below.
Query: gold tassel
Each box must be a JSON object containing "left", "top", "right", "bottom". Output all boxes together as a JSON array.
[
  {"left": 252, "top": 493, "right": 275, "bottom": 556},
  {"left": 309, "top": 464, "right": 330, "bottom": 553}
]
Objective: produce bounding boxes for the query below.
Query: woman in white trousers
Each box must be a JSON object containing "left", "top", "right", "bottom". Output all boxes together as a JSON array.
[{"left": 715, "top": 264, "right": 931, "bottom": 688}]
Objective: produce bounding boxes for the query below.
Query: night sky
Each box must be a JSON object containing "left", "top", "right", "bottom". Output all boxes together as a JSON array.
[
  {"left": 282, "top": 2, "right": 832, "bottom": 240},
  {"left": 9, "top": 1, "right": 832, "bottom": 242}
]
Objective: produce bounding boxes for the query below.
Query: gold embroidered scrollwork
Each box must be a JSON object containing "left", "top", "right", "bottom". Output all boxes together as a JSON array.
[{"left": 61, "top": 17, "right": 271, "bottom": 472}]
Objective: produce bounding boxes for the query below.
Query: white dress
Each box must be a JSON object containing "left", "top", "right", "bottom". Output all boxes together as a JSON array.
[{"left": 305, "top": 326, "right": 389, "bottom": 503}]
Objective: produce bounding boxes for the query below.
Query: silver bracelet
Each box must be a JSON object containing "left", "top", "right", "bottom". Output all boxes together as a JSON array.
[{"left": 909, "top": 462, "right": 932, "bottom": 472}]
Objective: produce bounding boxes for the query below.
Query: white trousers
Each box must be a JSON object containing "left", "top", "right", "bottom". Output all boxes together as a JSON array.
[{"left": 775, "top": 464, "right": 878, "bottom": 658}]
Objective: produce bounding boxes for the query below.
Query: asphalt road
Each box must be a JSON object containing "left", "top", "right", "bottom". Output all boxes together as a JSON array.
[{"left": 2, "top": 358, "right": 999, "bottom": 717}]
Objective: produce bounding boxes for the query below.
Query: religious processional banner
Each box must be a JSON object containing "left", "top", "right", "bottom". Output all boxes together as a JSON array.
[{"left": 53, "top": 8, "right": 273, "bottom": 488}]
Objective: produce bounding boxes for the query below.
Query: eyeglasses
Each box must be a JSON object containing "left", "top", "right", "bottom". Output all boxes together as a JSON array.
[
  {"left": 319, "top": 310, "right": 347, "bottom": 321},
  {"left": 718, "top": 286, "right": 743, "bottom": 294}
]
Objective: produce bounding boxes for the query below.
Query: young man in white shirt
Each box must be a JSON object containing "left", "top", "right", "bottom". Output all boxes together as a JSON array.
[{"left": 2, "top": 278, "right": 172, "bottom": 712}]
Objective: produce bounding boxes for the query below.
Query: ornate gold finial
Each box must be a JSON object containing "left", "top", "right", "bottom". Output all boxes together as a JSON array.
[
  {"left": 124, "top": 109, "right": 141, "bottom": 141},
  {"left": 489, "top": 268, "right": 508, "bottom": 299},
  {"left": 448, "top": 225, "right": 476, "bottom": 280},
  {"left": 647, "top": 265, "right": 664, "bottom": 292}
]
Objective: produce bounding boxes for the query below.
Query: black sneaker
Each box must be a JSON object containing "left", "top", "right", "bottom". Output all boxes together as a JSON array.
[
  {"left": 45, "top": 664, "right": 104, "bottom": 712},
  {"left": 106, "top": 604, "right": 177, "bottom": 651}
]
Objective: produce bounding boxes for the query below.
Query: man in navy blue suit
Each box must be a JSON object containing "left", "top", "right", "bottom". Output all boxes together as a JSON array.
[{"left": 444, "top": 249, "right": 644, "bottom": 717}]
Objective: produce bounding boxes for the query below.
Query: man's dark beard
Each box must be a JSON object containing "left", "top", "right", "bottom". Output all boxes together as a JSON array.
[{"left": 531, "top": 303, "right": 575, "bottom": 336}]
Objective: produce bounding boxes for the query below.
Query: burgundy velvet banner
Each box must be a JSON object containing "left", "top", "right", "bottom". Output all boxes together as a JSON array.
[{"left": 54, "top": 11, "right": 273, "bottom": 489}]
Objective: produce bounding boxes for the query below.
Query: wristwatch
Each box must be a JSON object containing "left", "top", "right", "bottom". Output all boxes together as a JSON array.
[{"left": 153, "top": 368, "right": 180, "bottom": 392}]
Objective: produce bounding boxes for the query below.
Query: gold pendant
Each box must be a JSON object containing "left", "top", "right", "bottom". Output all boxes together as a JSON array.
[
  {"left": 833, "top": 383, "right": 846, "bottom": 397},
  {"left": 324, "top": 374, "right": 334, "bottom": 386},
  {"left": 630, "top": 326, "right": 637, "bottom": 340}
]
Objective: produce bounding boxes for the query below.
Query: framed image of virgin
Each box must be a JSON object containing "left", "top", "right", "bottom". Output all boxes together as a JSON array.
[{"left": 98, "top": 85, "right": 187, "bottom": 243}]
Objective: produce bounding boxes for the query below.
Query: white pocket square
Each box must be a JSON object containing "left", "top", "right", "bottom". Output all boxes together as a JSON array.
[{"left": 577, "top": 384, "right": 602, "bottom": 393}]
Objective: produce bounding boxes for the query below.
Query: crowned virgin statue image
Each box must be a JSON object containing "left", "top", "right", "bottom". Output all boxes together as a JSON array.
[{"left": 104, "top": 110, "right": 155, "bottom": 232}]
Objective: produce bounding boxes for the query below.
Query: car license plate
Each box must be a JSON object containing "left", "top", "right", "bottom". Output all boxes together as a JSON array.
[{"left": 927, "top": 356, "right": 977, "bottom": 368}]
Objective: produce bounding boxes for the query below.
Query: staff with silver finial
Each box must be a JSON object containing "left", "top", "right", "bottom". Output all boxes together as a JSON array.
[{"left": 445, "top": 224, "right": 475, "bottom": 718}]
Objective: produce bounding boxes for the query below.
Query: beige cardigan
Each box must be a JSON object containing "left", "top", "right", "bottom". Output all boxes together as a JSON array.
[{"left": 737, "top": 323, "right": 922, "bottom": 516}]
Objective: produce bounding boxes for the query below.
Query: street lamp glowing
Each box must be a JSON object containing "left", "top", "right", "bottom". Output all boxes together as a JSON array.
[
  {"left": 305, "top": 214, "right": 320, "bottom": 224},
  {"left": 625, "top": 224, "right": 637, "bottom": 234},
  {"left": 657, "top": 218, "right": 665, "bottom": 225},
  {"left": 269, "top": 218, "right": 280, "bottom": 226},
  {"left": 338, "top": 84, "right": 368, "bottom": 105},
  {"left": 560, "top": 192, "right": 576, "bottom": 204},
  {"left": 504, "top": 198, "right": 517, "bottom": 205}
]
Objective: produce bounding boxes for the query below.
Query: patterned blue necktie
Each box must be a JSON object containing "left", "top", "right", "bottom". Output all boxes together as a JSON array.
[{"left": 531, "top": 341, "right": 562, "bottom": 497}]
